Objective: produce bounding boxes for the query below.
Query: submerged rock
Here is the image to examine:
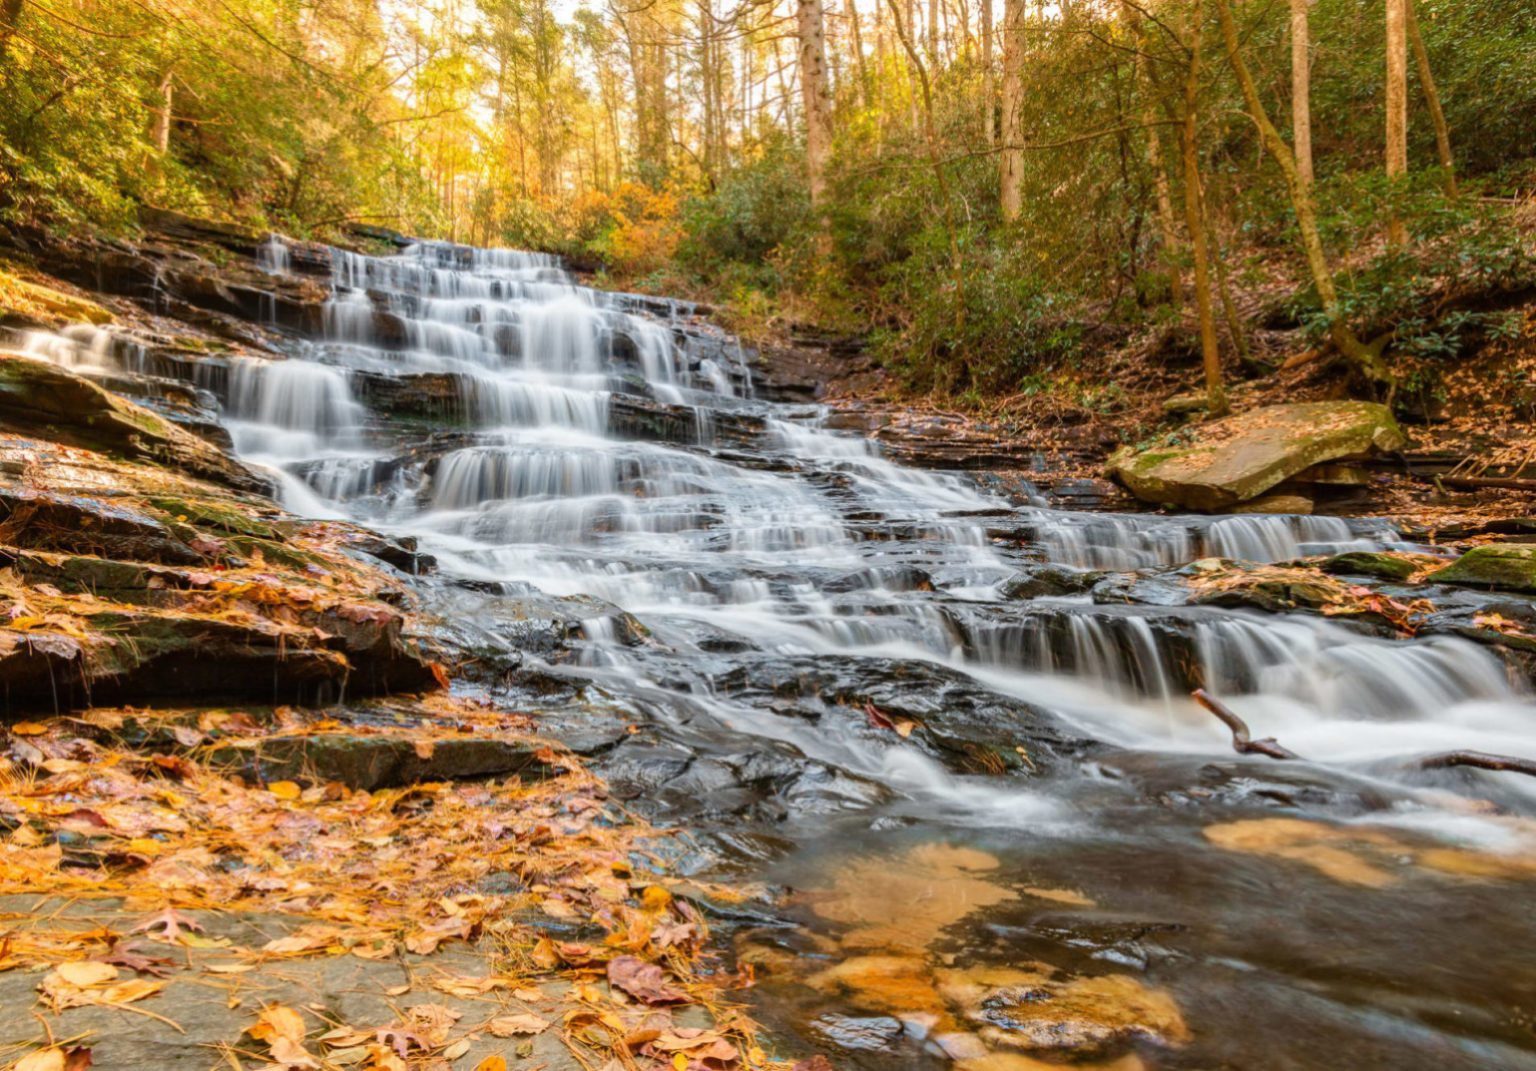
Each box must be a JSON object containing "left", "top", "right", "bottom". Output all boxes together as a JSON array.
[{"left": 1107, "top": 402, "right": 1404, "bottom": 510}]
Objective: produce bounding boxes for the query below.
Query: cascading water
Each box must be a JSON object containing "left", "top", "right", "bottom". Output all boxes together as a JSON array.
[
  {"left": 22, "top": 236, "right": 1536, "bottom": 1068},
  {"left": 189, "top": 237, "right": 1536, "bottom": 827}
]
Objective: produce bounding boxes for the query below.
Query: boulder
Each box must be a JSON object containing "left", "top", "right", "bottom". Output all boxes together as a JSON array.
[
  {"left": 1320, "top": 551, "right": 1417, "bottom": 581},
  {"left": 1107, "top": 402, "right": 1404, "bottom": 510},
  {"left": 1427, "top": 544, "right": 1536, "bottom": 594}
]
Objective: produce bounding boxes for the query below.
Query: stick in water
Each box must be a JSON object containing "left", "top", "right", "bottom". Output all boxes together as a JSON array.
[
  {"left": 1418, "top": 751, "right": 1536, "bottom": 779},
  {"left": 1192, "top": 688, "right": 1300, "bottom": 761}
]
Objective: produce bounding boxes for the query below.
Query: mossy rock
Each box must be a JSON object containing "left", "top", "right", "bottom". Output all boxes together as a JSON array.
[
  {"left": 1427, "top": 545, "right": 1536, "bottom": 594},
  {"left": 0, "top": 266, "right": 114, "bottom": 325},
  {"left": 1319, "top": 551, "right": 1416, "bottom": 581},
  {"left": 147, "top": 496, "right": 284, "bottom": 540},
  {"left": 0, "top": 356, "right": 263, "bottom": 491},
  {"left": 1107, "top": 402, "right": 1405, "bottom": 510}
]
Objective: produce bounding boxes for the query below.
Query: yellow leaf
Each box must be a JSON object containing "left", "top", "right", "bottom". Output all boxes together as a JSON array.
[
  {"left": 442, "top": 1039, "right": 471, "bottom": 1060},
  {"left": 475, "top": 1058, "right": 508, "bottom": 1071},
  {"left": 11, "top": 721, "right": 48, "bottom": 736},
  {"left": 488, "top": 1013, "right": 549, "bottom": 1037},
  {"left": 268, "top": 781, "right": 301, "bottom": 801},
  {"left": 14, "top": 1049, "right": 65, "bottom": 1071},
  {"left": 673, "top": 1053, "right": 689, "bottom": 1071},
  {"left": 53, "top": 961, "right": 118, "bottom": 987}
]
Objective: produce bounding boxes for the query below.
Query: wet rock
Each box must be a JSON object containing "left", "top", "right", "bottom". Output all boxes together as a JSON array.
[
  {"left": 810, "top": 1013, "right": 905, "bottom": 1051},
  {"left": 1427, "top": 544, "right": 1536, "bottom": 594},
  {"left": 0, "top": 356, "right": 262, "bottom": 491},
  {"left": 0, "top": 488, "right": 204, "bottom": 564},
  {"left": 1192, "top": 577, "right": 1341, "bottom": 613},
  {"left": 1320, "top": 551, "right": 1417, "bottom": 581},
  {"left": 936, "top": 964, "right": 1190, "bottom": 1056},
  {"left": 1230, "top": 491, "right": 1315, "bottom": 515},
  {"left": 215, "top": 732, "right": 553, "bottom": 790},
  {"left": 1107, "top": 402, "right": 1404, "bottom": 510},
  {"left": 1001, "top": 564, "right": 1103, "bottom": 599},
  {"left": 710, "top": 653, "right": 1095, "bottom": 775}
]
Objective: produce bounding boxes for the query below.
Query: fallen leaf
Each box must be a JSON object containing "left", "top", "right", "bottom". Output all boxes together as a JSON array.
[
  {"left": 94, "top": 942, "right": 176, "bottom": 978},
  {"left": 413, "top": 739, "right": 436, "bottom": 760},
  {"left": 132, "top": 905, "right": 206, "bottom": 943},
  {"left": 488, "top": 1013, "right": 549, "bottom": 1037},
  {"left": 268, "top": 781, "right": 302, "bottom": 801},
  {"left": 11, "top": 721, "right": 49, "bottom": 736},
  {"left": 607, "top": 956, "right": 688, "bottom": 1005},
  {"left": 54, "top": 961, "right": 118, "bottom": 987},
  {"left": 442, "top": 1038, "right": 471, "bottom": 1060},
  {"left": 474, "top": 1058, "right": 507, "bottom": 1071},
  {"left": 14, "top": 1048, "right": 65, "bottom": 1071}
]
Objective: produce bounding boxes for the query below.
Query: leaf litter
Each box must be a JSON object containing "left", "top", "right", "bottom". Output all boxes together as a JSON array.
[{"left": 0, "top": 694, "right": 796, "bottom": 1071}]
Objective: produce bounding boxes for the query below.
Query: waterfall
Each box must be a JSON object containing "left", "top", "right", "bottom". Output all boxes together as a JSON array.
[{"left": 201, "top": 235, "right": 1536, "bottom": 813}]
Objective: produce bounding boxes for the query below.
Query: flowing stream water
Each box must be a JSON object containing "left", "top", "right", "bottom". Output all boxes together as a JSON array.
[{"left": 10, "top": 242, "right": 1536, "bottom": 1069}]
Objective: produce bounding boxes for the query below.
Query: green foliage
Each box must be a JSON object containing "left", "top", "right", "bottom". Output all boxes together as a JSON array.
[
  {"left": 876, "top": 234, "right": 1084, "bottom": 396},
  {"left": 676, "top": 148, "right": 810, "bottom": 282},
  {"left": 0, "top": 1, "right": 443, "bottom": 234}
]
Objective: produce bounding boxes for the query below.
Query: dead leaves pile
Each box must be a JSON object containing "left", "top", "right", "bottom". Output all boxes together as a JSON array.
[
  {"left": 0, "top": 695, "right": 779, "bottom": 1071},
  {"left": 1183, "top": 557, "right": 1439, "bottom": 634}
]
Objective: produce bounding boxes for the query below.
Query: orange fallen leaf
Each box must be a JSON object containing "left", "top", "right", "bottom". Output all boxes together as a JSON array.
[{"left": 268, "top": 781, "right": 302, "bottom": 801}]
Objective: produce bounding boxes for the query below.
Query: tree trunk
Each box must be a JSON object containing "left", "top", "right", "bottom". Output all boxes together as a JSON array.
[
  {"left": 981, "top": 0, "right": 994, "bottom": 144},
  {"left": 1129, "top": 4, "right": 1183, "bottom": 307},
  {"left": 154, "top": 71, "right": 174, "bottom": 155},
  {"left": 1180, "top": 3, "right": 1226, "bottom": 415},
  {"left": 0, "top": 0, "right": 23, "bottom": 64},
  {"left": 998, "top": 0, "right": 1025, "bottom": 221},
  {"left": 1290, "top": 0, "right": 1313, "bottom": 187},
  {"left": 886, "top": 0, "right": 963, "bottom": 331},
  {"left": 1212, "top": 0, "right": 1392, "bottom": 384},
  {"left": 848, "top": 0, "right": 872, "bottom": 110},
  {"left": 798, "top": 0, "right": 835, "bottom": 241},
  {"left": 1406, "top": 0, "right": 1456, "bottom": 196},
  {"left": 1385, "top": 0, "right": 1408, "bottom": 248}
]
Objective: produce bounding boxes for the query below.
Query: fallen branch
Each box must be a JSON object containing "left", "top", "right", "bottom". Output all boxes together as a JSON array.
[
  {"left": 1418, "top": 750, "right": 1536, "bottom": 778},
  {"left": 1192, "top": 688, "right": 1300, "bottom": 760},
  {"left": 1436, "top": 475, "right": 1536, "bottom": 494}
]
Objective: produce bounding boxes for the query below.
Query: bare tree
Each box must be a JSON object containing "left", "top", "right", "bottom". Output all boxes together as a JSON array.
[
  {"left": 1385, "top": 0, "right": 1408, "bottom": 248},
  {"left": 1290, "top": 0, "right": 1313, "bottom": 186},
  {"left": 998, "top": 0, "right": 1025, "bottom": 221},
  {"left": 1406, "top": 0, "right": 1456, "bottom": 196}
]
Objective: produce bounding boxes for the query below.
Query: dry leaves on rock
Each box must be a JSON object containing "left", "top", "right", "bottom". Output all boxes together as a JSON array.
[
  {"left": 607, "top": 955, "right": 689, "bottom": 1005},
  {"left": 246, "top": 1004, "right": 321, "bottom": 1070},
  {"left": 39, "top": 961, "right": 163, "bottom": 1012}
]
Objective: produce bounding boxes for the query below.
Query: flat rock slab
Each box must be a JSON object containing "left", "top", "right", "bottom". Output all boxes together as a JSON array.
[
  {"left": 1107, "top": 402, "right": 1404, "bottom": 510},
  {"left": 213, "top": 732, "right": 556, "bottom": 790},
  {"left": 0, "top": 897, "right": 585, "bottom": 1071}
]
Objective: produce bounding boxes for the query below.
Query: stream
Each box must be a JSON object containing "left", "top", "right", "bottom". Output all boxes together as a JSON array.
[{"left": 18, "top": 240, "right": 1536, "bottom": 1069}]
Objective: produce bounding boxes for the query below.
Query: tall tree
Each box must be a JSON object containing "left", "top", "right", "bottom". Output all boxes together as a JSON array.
[
  {"left": 1179, "top": 1, "right": 1226, "bottom": 414},
  {"left": 1406, "top": 0, "right": 1457, "bottom": 196},
  {"left": 1290, "top": 0, "right": 1314, "bottom": 187},
  {"left": 1212, "top": 0, "right": 1392, "bottom": 384},
  {"left": 1385, "top": 0, "right": 1408, "bottom": 248},
  {"left": 998, "top": 0, "right": 1025, "bottom": 221},
  {"left": 797, "top": 0, "right": 832, "bottom": 205}
]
